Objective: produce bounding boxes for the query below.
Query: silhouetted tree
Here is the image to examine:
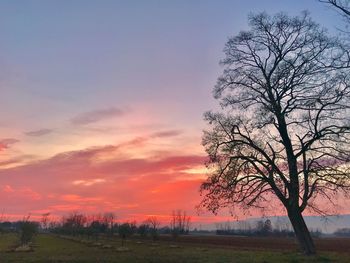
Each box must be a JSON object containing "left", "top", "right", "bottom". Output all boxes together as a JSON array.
[
  {"left": 200, "top": 12, "right": 350, "bottom": 255},
  {"left": 0, "top": 211, "right": 7, "bottom": 234},
  {"left": 89, "top": 220, "right": 104, "bottom": 240},
  {"left": 170, "top": 210, "right": 191, "bottom": 239},
  {"left": 145, "top": 216, "right": 160, "bottom": 241},
  {"left": 320, "top": 0, "right": 350, "bottom": 36},
  {"left": 263, "top": 219, "right": 272, "bottom": 235},
  {"left": 61, "top": 212, "right": 87, "bottom": 236},
  {"left": 103, "top": 212, "right": 116, "bottom": 236},
  {"left": 137, "top": 223, "right": 149, "bottom": 238},
  {"left": 118, "top": 222, "right": 135, "bottom": 246},
  {"left": 334, "top": 227, "right": 350, "bottom": 236},
  {"left": 18, "top": 215, "right": 39, "bottom": 245},
  {"left": 320, "top": 0, "right": 350, "bottom": 20},
  {"left": 40, "top": 213, "right": 50, "bottom": 231}
]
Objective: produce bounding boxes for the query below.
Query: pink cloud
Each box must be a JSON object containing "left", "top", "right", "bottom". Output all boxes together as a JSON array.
[
  {"left": 0, "top": 138, "right": 207, "bottom": 220},
  {"left": 2, "top": 133, "right": 343, "bottom": 223},
  {"left": 0, "top": 138, "right": 19, "bottom": 152},
  {"left": 3, "top": 185, "right": 14, "bottom": 193},
  {"left": 0, "top": 185, "right": 42, "bottom": 205},
  {"left": 0, "top": 155, "right": 35, "bottom": 167},
  {"left": 0, "top": 138, "right": 19, "bottom": 145},
  {"left": 72, "top": 178, "right": 106, "bottom": 186},
  {"left": 60, "top": 194, "right": 102, "bottom": 203},
  {"left": 0, "top": 159, "right": 22, "bottom": 167}
]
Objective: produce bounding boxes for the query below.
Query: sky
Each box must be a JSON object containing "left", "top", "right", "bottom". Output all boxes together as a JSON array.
[{"left": 0, "top": 0, "right": 348, "bottom": 224}]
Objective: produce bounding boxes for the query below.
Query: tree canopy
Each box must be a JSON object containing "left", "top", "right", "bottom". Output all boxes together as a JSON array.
[{"left": 200, "top": 11, "right": 350, "bottom": 254}]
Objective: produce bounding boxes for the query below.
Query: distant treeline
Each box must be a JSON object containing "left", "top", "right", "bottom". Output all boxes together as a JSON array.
[
  {"left": 0, "top": 210, "right": 192, "bottom": 246},
  {"left": 215, "top": 219, "right": 323, "bottom": 238},
  {"left": 334, "top": 228, "right": 350, "bottom": 237},
  {"left": 2, "top": 214, "right": 348, "bottom": 239},
  {"left": 48, "top": 210, "right": 190, "bottom": 240},
  {"left": 0, "top": 221, "right": 39, "bottom": 232}
]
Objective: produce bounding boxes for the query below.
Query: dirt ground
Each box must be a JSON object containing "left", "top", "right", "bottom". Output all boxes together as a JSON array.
[{"left": 158, "top": 234, "right": 350, "bottom": 254}]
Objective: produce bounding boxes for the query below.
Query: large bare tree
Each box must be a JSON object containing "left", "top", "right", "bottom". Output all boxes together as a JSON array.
[{"left": 200, "top": 12, "right": 350, "bottom": 255}]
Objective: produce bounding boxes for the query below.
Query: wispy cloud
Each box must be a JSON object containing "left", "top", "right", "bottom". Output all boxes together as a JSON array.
[
  {"left": 151, "top": 130, "right": 182, "bottom": 138},
  {"left": 71, "top": 107, "right": 126, "bottom": 125},
  {"left": 0, "top": 155, "right": 36, "bottom": 168},
  {"left": 0, "top": 138, "right": 19, "bottom": 152},
  {"left": 0, "top": 138, "right": 19, "bottom": 145},
  {"left": 72, "top": 178, "right": 106, "bottom": 186},
  {"left": 25, "top": 129, "right": 52, "bottom": 137},
  {"left": 0, "top": 158, "right": 23, "bottom": 167}
]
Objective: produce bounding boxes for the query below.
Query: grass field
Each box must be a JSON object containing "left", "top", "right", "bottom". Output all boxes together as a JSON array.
[{"left": 0, "top": 233, "right": 349, "bottom": 263}]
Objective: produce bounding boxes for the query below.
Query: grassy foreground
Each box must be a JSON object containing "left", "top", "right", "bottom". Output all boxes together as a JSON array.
[{"left": 0, "top": 233, "right": 348, "bottom": 263}]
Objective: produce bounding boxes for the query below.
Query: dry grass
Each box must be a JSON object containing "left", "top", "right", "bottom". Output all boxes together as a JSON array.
[{"left": 0, "top": 233, "right": 349, "bottom": 263}]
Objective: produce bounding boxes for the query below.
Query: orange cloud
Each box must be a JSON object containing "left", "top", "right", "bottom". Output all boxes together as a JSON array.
[
  {"left": 1, "top": 133, "right": 347, "bottom": 224},
  {"left": 0, "top": 137, "right": 208, "bottom": 221}
]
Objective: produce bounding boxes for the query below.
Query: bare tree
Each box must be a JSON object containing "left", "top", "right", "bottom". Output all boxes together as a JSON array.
[
  {"left": 145, "top": 216, "right": 160, "bottom": 241},
  {"left": 0, "top": 210, "right": 5, "bottom": 223},
  {"left": 320, "top": 0, "right": 350, "bottom": 18},
  {"left": 118, "top": 221, "right": 136, "bottom": 246},
  {"left": 170, "top": 210, "right": 191, "bottom": 238},
  {"left": 103, "top": 212, "right": 116, "bottom": 235},
  {"left": 137, "top": 223, "right": 149, "bottom": 238},
  {"left": 0, "top": 210, "right": 9, "bottom": 234},
  {"left": 19, "top": 214, "right": 39, "bottom": 245},
  {"left": 61, "top": 212, "right": 87, "bottom": 236},
  {"left": 200, "top": 12, "right": 350, "bottom": 255},
  {"left": 320, "top": 0, "right": 350, "bottom": 34},
  {"left": 41, "top": 213, "right": 50, "bottom": 231}
]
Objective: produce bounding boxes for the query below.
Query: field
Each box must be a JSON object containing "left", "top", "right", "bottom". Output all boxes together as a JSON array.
[{"left": 0, "top": 233, "right": 349, "bottom": 263}]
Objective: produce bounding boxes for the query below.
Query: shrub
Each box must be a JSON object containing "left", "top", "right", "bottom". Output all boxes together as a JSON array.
[{"left": 19, "top": 221, "right": 39, "bottom": 245}]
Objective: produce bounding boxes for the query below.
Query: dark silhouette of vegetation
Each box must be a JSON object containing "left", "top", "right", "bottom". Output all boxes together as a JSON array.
[
  {"left": 216, "top": 219, "right": 293, "bottom": 237},
  {"left": 18, "top": 216, "right": 39, "bottom": 245},
  {"left": 0, "top": 221, "right": 14, "bottom": 234},
  {"left": 170, "top": 210, "right": 191, "bottom": 239},
  {"left": 137, "top": 223, "right": 150, "bottom": 238},
  {"left": 215, "top": 219, "right": 322, "bottom": 238},
  {"left": 200, "top": 11, "right": 350, "bottom": 255},
  {"left": 145, "top": 216, "right": 160, "bottom": 241},
  {"left": 44, "top": 211, "right": 193, "bottom": 247},
  {"left": 50, "top": 212, "right": 117, "bottom": 240},
  {"left": 334, "top": 227, "right": 350, "bottom": 236},
  {"left": 0, "top": 212, "right": 8, "bottom": 234},
  {"left": 60, "top": 212, "right": 87, "bottom": 236},
  {"left": 118, "top": 222, "right": 136, "bottom": 246},
  {"left": 256, "top": 219, "right": 273, "bottom": 236},
  {"left": 40, "top": 213, "right": 50, "bottom": 231},
  {"left": 320, "top": 0, "right": 350, "bottom": 20}
]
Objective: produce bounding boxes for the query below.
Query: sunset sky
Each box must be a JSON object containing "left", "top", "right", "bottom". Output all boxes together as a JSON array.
[{"left": 0, "top": 0, "right": 347, "bottom": 224}]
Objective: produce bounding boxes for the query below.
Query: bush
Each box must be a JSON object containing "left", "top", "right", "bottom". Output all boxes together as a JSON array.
[
  {"left": 137, "top": 224, "right": 149, "bottom": 238},
  {"left": 118, "top": 222, "right": 134, "bottom": 246},
  {"left": 19, "top": 221, "right": 39, "bottom": 245}
]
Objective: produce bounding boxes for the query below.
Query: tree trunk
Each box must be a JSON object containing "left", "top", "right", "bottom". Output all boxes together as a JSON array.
[{"left": 287, "top": 207, "right": 316, "bottom": 255}]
